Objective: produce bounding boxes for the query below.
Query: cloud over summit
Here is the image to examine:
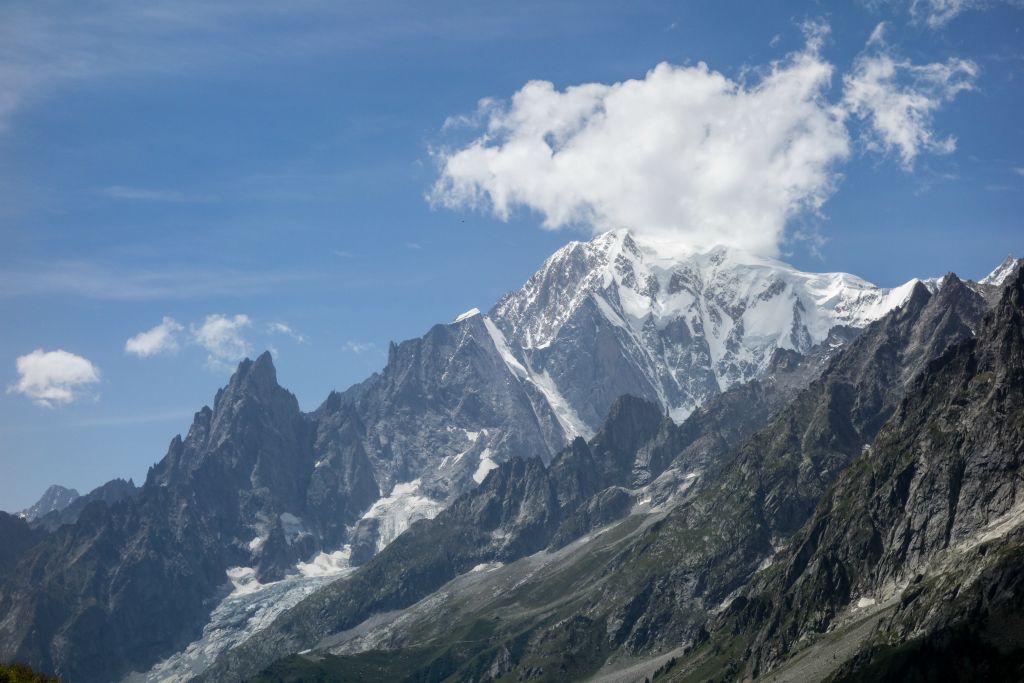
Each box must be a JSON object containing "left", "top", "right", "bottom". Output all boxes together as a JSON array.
[{"left": 432, "top": 25, "right": 976, "bottom": 256}]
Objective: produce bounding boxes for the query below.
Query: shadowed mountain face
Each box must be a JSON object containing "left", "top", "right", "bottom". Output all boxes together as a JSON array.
[
  {"left": 0, "top": 354, "right": 382, "bottom": 682},
  {"left": 713, "top": 266, "right": 1024, "bottom": 681}
]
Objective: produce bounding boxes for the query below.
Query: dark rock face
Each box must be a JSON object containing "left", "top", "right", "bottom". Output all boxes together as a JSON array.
[
  {"left": 728, "top": 267, "right": 1024, "bottom": 678},
  {"left": 333, "top": 312, "right": 567, "bottom": 499},
  {"left": 33, "top": 478, "right": 138, "bottom": 532},
  {"left": 16, "top": 485, "right": 79, "bottom": 522},
  {"left": 0, "top": 512, "right": 42, "bottom": 581},
  {"left": 0, "top": 353, "right": 380, "bottom": 682}
]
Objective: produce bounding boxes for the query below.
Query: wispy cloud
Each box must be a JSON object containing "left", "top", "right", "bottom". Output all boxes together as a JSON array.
[
  {"left": 69, "top": 410, "right": 193, "bottom": 428},
  {"left": 268, "top": 322, "right": 307, "bottom": 343},
  {"left": 0, "top": 2, "right": 568, "bottom": 133},
  {"left": 342, "top": 340, "right": 378, "bottom": 355},
  {"left": 100, "top": 186, "right": 219, "bottom": 203},
  {"left": 0, "top": 261, "right": 321, "bottom": 301},
  {"left": 843, "top": 26, "right": 978, "bottom": 169}
]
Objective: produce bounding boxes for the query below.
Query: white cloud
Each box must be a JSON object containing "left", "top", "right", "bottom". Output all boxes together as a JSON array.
[
  {"left": 432, "top": 24, "right": 976, "bottom": 255},
  {"left": 342, "top": 341, "right": 377, "bottom": 354},
  {"left": 191, "top": 314, "right": 252, "bottom": 370},
  {"left": 843, "top": 41, "right": 977, "bottom": 168},
  {"left": 9, "top": 349, "right": 100, "bottom": 407},
  {"left": 910, "top": 0, "right": 1023, "bottom": 29},
  {"left": 125, "top": 316, "right": 184, "bottom": 357},
  {"left": 432, "top": 32, "right": 849, "bottom": 257},
  {"left": 911, "top": 0, "right": 972, "bottom": 27},
  {"left": 268, "top": 322, "right": 307, "bottom": 343}
]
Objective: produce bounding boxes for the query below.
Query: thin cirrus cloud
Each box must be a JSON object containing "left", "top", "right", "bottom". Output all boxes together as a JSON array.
[
  {"left": 908, "top": 0, "right": 1018, "bottom": 28},
  {"left": 0, "top": 261, "right": 321, "bottom": 301},
  {"left": 268, "top": 322, "right": 307, "bottom": 344},
  {"left": 8, "top": 349, "right": 101, "bottom": 407},
  {"left": 430, "top": 21, "right": 977, "bottom": 257},
  {"left": 100, "top": 185, "right": 219, "bottom": 203},
  {"left": 125, "top": 316, "right": 184, "bottom": 357},
  {"left": 342, "top": 340, "right": 378, "bottom": 354}
]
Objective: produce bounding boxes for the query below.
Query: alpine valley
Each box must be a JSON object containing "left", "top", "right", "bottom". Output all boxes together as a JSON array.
[{"left": 2, "top": 231, "right": 1021, "bottom": 683}]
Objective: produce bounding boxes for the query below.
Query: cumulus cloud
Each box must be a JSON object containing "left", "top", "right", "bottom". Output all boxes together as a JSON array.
[
  {"left": 191, "top": 314, "right": 252, "bottom": 371},
  {"left": 843, "top": 33, "right": 977, "bottom": 168},
  {"left": 268, "top": 322, "right": 307, "bottom": 343},
  {"left": 431, "top": 24, "right": 976, "bottom": 256},
  {"left": 125, "top": 316, "right": 183, "bottom": 357},
  {"left": 9, "top": 349, "right": 100, "bottom": 407}
]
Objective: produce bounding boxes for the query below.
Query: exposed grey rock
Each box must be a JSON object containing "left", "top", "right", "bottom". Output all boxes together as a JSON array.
[
  {"left": 33, "top": 478, "right": 137, "bottom": 532},
  {"left": 16, "top": 484, "right": 79, "bottom": 522}
]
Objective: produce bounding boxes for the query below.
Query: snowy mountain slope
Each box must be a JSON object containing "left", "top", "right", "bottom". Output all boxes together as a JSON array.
[
  {"left": 980, "top": 254, "right": 1022, "bottom": 286},
  {"left": 486, "top": 230, "right": 927, "bottom": 425}
]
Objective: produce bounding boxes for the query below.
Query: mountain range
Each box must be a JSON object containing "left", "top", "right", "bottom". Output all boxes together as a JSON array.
[{"left": 0, "top": 232, "right": 1019, "bottom": 683}]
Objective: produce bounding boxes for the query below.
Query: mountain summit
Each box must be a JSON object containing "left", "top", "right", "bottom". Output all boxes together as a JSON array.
[{"left": 487, "top": 230, "right": 921, "bottom": 426}]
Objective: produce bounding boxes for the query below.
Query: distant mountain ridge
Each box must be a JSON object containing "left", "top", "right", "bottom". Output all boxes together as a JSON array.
[
  {"left": 0, "top": 232, "right": 1016, "bottom": 683},
  {"left": 16, "top": 485, "right": 79, "bottom": 522},
  {"left": 209, "top": 255, "right": 1010, "bottom": 683}
]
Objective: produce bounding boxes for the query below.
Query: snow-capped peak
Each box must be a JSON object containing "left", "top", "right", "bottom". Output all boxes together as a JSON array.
[
  {"left": 488, "top": 229, "right": 927, "bottom": 422},
  {"left": 980, "top": 255, "right": 1021, "bottom": 287}
]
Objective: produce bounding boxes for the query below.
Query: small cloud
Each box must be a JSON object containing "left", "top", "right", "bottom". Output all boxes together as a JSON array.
[
  {"left": 334, "top": 250, "right": 355, "bottom": 258},
  {"left": 100, "top": 186, "right": 218, "bottom": 203},
  {"left": 125, "top": 316, "right": 183, "bottom": 357},
  {"left": 911, "top": 0, "right": 970, "bottom": 28},
  {"left": 867, "top": 22, "right": 886, "bottom": 46},
  {"left": 843, "top": 40, "right": 977, "bottom": 169},
  {"left": 404, "top": 242, "right": 422, "bottom": 250},
  {"left": 668, "top": 21, "right": 679, "bottom": 31},
  {"left": 9, "top": 349, "right": 101, "bottom": 407},
  {"left": 1014, "top": 167, "right": 1024, "bottom": 177},
  {"left": 769, "top": 33, "right": 782, "bottom": 47},
  {"left": 268, "top": 322, "right": 307, "bottom": 343},
  {"left": 191, "top": 314, "right": 252, "bottom": 371},
  {"left": 342, "top": 341, "right": 378, "bottom": 355}
]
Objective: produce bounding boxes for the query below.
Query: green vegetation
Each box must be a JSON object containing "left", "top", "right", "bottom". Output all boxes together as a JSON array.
[{"left": 0, "top": 663, "right": 58, "bottom": 683}]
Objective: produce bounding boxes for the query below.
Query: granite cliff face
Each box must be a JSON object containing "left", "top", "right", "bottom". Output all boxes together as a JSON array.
[{"left": 720, "top": 265, "right": 1024, "bottom": 680}]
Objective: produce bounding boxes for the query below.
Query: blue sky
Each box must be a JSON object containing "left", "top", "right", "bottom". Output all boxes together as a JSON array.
[{"left": 1, "top": 0, "right": 1021, "bottom": 511}]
